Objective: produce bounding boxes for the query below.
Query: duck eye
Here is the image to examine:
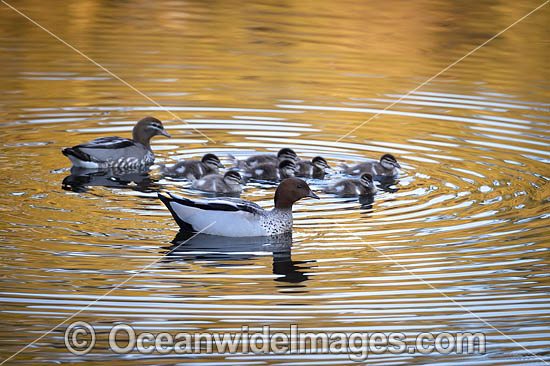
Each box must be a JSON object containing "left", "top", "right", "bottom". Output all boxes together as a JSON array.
[{"left": 297, "top": 184, "right": 303, "bottom": 189}]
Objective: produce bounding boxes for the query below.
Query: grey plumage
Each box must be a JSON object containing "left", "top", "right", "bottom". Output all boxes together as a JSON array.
[
  {"left": 324, "top": 173, "right": 377, "bottom": 197},
  {"left": 160, "top": 153, "right": 224, "bottom": 180},
  {"left": 341, "top": 154, "right": 400, "bottom": 177},
  {"left": 229, "top": 148, "right": 298, "bottom": 169},
  {"left": 296, "top": 156, "right": 330, "bottom": 179},
  {"left": 192, "top": 171, "right": 243, "bottom": 194},
  {"left": 246, "top": 159, "right": 296, "bottom": 181}
]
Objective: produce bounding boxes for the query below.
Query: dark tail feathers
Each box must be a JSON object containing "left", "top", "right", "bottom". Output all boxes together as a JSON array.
[
  {"left": 62, "top": 147, "right": 92, "bottom": 162},
  {"left": 157, "top": 193, "right": 195, "bottom": 232}
]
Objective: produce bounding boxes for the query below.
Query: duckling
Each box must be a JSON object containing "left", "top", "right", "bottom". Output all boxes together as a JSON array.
[
  {"left": 160, "top": 153, "right": 224, "bottom": 180},
  {"left": 62, "top": 116, "right": 170, "bottom": 169},
  {"left": 324, "top": 173, "right": 377, "bottom": 197},
  {"left": 229, "top": 148, "right": 298, "bottom": 169},
  {"left": 191, "top": 171, "right": 243, "bottom": 194},
  {"left": 296, "top": 156, "right": 330, "bottom": 179},
  {"left": 247, "top": 159, "right": 296, "bottom": 181},
  {"left": 341, "top": 154, "right": 400, "bottom": 177}
]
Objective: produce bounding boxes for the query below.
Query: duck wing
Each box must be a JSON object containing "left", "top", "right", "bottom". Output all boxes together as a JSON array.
[
  {"left": 295, "top": 160, "right": 313, "bottom": 177},
  {"left": 77, "top": 136, "right": 135, "bottom": 149},
  {"left": 245, "top": 154, "right": 278, "bottom": 167},
  {"left": 158, "top": 193, "right": 267, "bottom": 236},
  {"left": 63, "top": 136, "right": 145, "bottom": 164},
  {"left": 165, "top": 194, "right": 263, "bottom": 215}
]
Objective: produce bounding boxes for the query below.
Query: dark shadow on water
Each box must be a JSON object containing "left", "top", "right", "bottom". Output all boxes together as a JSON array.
[
  {"left": 359, "top": 194, "right": 375, "bottom": 210},
  {"left": 162, "top": 231, "right": 313, "bottom": 285},
  {"left": 376, "top": 176, "right": 400, "bottom": 193},
  {"left": 334, "top": 194, "right": 375, "bottom": 211},
  {"left": 62, "top": 166, "right": 160, "bottom": 193}
]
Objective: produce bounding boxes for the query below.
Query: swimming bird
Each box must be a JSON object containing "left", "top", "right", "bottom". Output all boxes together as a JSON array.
[
  {"left": 324, "top": 173, "right": 377, "bottom": 197},
  {"left": 62, "top": 116, "right": 170, "bottom": 169},
  {"left": 191, "top": 171, "right": 243, "bottom": 194},
  {"left": 160, "top": 153, "right": 224, "bottom": 180},
  {"left": 341, "top": 154, "right": 400, "bottom": 177},
  {"left": 296, "top": 156, "right": 330, "bottom": 179},
  {"left": 229, "top": 148, "right": 298, "bottom": 169},
  {"left": 246, "top": 159, "right": 296, "bottom": 181},
  {"left": 158, "top": 177, "right": 319, "bottom": 236}
]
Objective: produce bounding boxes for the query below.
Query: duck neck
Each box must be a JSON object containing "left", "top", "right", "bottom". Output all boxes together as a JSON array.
[
  {"left": 274, "top": 203, "right": 293, "bottom": 211},
  {"left": 133, "top": 129, "right": 151, "bottom": 148},
  {"left": 270, "top": 206, "right": 293, "bottom": 221},
  {"left": 274, "top": 194, "right": 294, "bottom": 211}
]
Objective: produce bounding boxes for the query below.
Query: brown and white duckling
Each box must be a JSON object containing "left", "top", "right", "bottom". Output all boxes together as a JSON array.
[
  {"left": 324, "top": 173, "right": 377, "bottom": 197},
  {"left": 296, "top": 156, "right": 331, "bottom": 179},
  {"left": 341, "top": 154, "right": 400, "bottom": 177},
  {"left": 230, "top": 148, "right": 298, "bottom": 169},
  {"left": 160, "top": 153, "right": 224, "bottom": 180},
  {"left": 62, "top": 116, "right": 170, "bottom": 169},
  {"left": 246, "top": 159, "right": 296, "bottom": 181},
  {"left": 158, "top": 177, "right": 319, "bottom": 236},
  {"left": 191, "top": 171, "right": 243, "bottom": 194}
]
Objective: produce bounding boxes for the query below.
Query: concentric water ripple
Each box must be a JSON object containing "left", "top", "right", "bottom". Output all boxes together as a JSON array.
[{"left": 2, "top": 85, "right": 549, "bottom": 364}]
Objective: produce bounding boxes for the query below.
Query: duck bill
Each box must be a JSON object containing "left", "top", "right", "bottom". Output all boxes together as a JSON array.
[
  {"left": 307, "top": 190, "right": 320, "bottom": 199},
  {"left": 394, "top": 162, "right": 401, "bottom": 169},
  {"left": 160, "top": 129, "right": 171, "bottom": 137}
]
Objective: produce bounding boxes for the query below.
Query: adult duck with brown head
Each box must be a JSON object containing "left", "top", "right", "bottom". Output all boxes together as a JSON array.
[{"left": 158, "top": 177, "right": 319, "bottom": 237}]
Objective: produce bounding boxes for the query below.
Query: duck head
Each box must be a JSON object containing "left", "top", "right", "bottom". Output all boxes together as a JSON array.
[
  {"left": 133, "top": 116, "right": 170, "bottom": 146},
  {"left": 202, "top": 153, "right": 225, "bottom": 170},
  {"left": 274, "top": 177, "right": 319, "bottom": 209},
  {"left": 277, "top": 148, "right": 298, "bottom": 162},
  {"left": 360, "top": 173, "right": 376, "bottom": 191},
  {"left": 223, "top": 170, "right": 243, "bottom": 186},
  {"left": 380, "top": 154, "right": 400, "bottom": 170},
  {"left": 312, "top": 156, "right": 330, "bottom": 172}
]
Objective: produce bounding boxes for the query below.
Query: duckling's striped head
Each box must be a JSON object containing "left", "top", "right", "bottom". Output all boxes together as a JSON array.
[
  {"left": 312, "top": 156, "right": 330, "bottom": 171},
  {"left": 224, "top": 170, "right": 243, "bottom": 185},
  {"left": 360, "top": 173, "right": 375, "bottom": 189},
  {"left": 279, "top": 159, "right": 296, "bottom": 176},
  {"left": 380, "top": 154, "right": 400, "bottom": 170},
  {"left": 202, "top": 153, "right": 224, "bottom": 169},
  {"left": 277, "top": 148, "right": 298, "bottom": 162}
]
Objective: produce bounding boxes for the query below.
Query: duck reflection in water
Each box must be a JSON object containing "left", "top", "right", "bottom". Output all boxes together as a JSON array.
[
  {"left": 359, "top": 194, "right": 375, "bottom": 210},
  {"left": 358, "top": 176, "right": 398, "bottom": 208},
  {"left": 376, "top": 176, "right": 400, "bottom": 194},
  {"left": 61, "top": 166, "right": 159, "bottom": 193},
  {"left": 163, "top": 231, "right": 312, "bottom": 285},
  {"left": 358, "top": 178, "right": 398, "bottom": 209}
]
